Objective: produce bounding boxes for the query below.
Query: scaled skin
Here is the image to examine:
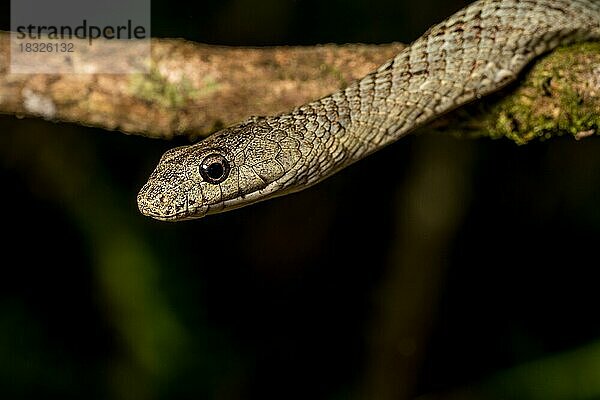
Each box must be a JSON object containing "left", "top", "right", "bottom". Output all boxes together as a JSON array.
[
  {"left": 138, "top": 0, "right": 600, "bottom": 221},
  {"left": 138, "top": 117, "right": 309, "bottom": 220}
]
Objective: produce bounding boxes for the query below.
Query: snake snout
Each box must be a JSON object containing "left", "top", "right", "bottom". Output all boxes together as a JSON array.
[{"left": 137, "top": 180, "right": 191, "bottom": 221}]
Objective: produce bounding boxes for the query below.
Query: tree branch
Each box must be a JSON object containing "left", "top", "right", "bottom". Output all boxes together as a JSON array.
[
  {"left": 0, "top": 32, "right": 403, "bottom": 139},
  {"left": 0, "top": 31, "right": 598, "bottom": 143},
  {"left": 432, "top": 42, "right": 600, "bottom": 144}
]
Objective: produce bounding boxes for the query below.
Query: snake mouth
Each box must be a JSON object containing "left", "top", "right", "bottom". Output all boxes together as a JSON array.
[
  {"left": 137, "top": 199, "right": 209, "bottom": 221},
  {"left": 140, "top": 211, "right": 184, "bottom": 221},
  {"left": 141, "top": 209, "right": 207, "bottom": 221},
  {"left": 137, "top": 181, "right": 208, "bottom": 221}
]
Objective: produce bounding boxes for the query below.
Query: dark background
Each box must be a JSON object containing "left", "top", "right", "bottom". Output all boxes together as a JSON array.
[{"left": 1, "top": 1, "right": 600, "bottom": 399}]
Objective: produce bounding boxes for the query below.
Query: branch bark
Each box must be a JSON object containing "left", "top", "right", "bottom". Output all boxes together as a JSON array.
[{"left": 0, "top": 31, "right": 598, "bottom": 144}]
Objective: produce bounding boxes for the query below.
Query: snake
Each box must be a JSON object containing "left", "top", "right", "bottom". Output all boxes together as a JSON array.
[{"left": 138, "top": 0, "right": 600, "bottom": 221}]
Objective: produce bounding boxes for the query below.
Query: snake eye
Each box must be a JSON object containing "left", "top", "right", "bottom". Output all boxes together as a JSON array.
[{"left": 199, "top": 153, "right": 230, "bottom": 184}]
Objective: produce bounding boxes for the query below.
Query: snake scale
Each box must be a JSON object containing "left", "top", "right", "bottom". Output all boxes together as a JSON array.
[{"left": 138, "top": 0, "right": 600, "bottom": 221}]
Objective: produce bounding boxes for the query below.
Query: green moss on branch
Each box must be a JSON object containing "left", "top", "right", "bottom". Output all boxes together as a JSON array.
[{"left": 436, "top": 42, "right": 600, "bottom": 144}]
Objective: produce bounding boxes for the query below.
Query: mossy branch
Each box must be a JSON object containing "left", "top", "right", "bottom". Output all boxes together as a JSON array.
[
  {"left": 0, "top": 31, "right": 598, "bottom": 143},
  {"left": 430, "top": 42, "right": 600, "bottom": 144}
]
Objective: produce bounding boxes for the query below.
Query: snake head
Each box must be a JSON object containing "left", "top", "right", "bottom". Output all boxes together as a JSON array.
[{"left": 137, "top": 117, "right": 305, "bottom": 220}]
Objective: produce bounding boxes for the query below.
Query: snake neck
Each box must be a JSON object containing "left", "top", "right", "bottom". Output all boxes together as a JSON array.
[{"left": 271, "top": 0, "right": 600, "bottom": 189}]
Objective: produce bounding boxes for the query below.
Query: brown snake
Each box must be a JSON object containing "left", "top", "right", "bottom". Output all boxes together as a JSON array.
[{"left": 138, "top": 0, "right": 600, "bottom": 221}]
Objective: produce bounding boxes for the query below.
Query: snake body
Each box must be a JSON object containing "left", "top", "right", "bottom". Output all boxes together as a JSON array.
[{"left": 138, "top": 0, "right": 600, "bottom": 221}]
